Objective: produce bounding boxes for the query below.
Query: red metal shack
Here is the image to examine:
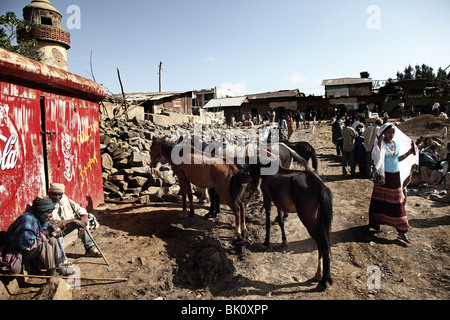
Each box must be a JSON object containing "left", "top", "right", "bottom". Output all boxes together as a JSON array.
[{"left": 0, "top": 47, "right": 106, "bottom": 232}]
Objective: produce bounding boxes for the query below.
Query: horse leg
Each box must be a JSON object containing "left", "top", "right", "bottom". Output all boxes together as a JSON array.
[
  {"left": 213, "top": 190, "right": 221, "bottom": 215},
  {"left": 206, "top": 188, "right": 215, "bottom": 217},
  {"left": 276, "top": 209, "right": 288, "bottom": 247},
  {"left": 178, "top": 180, "right": 188, "bottom": 217},
  {"left": 238, "top": 199, "right": 246, "bottom": 236},
  {"left": 232, "top": 203, "right": 242, "bottom": 239},
  {"left": 263, "top": 196, "right": 272, "bottom": 247},
  {"left": 187, "top": 183, "right": 195, "bottom": 217},
  {"left": 205, "top": 188, "right": 218, "bottom": 218},
  {"left": 313, "top": 251, "right": 323, "bottom": 282}
]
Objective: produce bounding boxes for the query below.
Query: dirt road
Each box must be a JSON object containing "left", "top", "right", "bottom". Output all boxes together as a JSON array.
[{"left": 10, "top": 116, "right": 449, "bottom": 301}]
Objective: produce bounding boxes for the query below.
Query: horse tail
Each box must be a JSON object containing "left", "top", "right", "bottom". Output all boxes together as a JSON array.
[
  {"left": 317, "top": 180, "right": 333, "bottom": 287},
  {"left": 311, "top": 148, "right": 319, "bottom": 172},
  {"left": 318, "top": 182, "right": 333, "bottom": 252}
]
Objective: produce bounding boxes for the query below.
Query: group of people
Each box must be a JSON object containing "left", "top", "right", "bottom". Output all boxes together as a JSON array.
[
  {"left": 332, "top": 113, "right": 449, "bottom": 243},
  {"left": 0, "top": 183, "right": 101, "bottom": 277},
  {"left": 417, "top": 137, "right": 450, "bottom": 188},
  {"left": 332, "top": 115, "right": 375, "bottom": 176}
]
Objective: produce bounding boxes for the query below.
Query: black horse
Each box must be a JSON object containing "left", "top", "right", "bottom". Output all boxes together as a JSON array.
[
  {"left": 267, "top": 131, "right": 318, "bottom": 172},
  {"left": 281, "top": 140, "right": 318, "bottom": 172},
  {"left": 240, "top": 155, "right": 333, "bottom": 290}
]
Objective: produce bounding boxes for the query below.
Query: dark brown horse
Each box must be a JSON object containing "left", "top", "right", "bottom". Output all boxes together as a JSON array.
[
  {"left": 267, "top": 131, "right": 318, "bottom": 172},
  {"left": 280, "top": 140, "right": 318, "bottom": 172},
  {"left": 244, "top": 157, "right": 333, "bottom": 290},
  {"left": 150, "top": 136, "right": 246, "bottom": 238}
]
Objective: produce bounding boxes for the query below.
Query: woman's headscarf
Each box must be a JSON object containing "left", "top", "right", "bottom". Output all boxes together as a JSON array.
[{"left": 371, "top": 122, "right": 419, "bottom": 196}]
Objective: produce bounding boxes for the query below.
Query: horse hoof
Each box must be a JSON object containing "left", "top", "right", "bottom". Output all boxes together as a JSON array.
[{"left": 315, "top": 283, "right": 327, "bottom": 292}]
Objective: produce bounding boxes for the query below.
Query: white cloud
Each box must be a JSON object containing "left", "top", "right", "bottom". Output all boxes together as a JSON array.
[
  {"left": 290, "top": 72, "right": 309, "bottom": 84},
  {"left": 289, "top": 72, "right": 323, "bottom": 95},
  {"left": 203, "top": 56, "right": 217, "bottom": 63},
  {"left": 220, "top": 82, "right": 247, "bottom": 96}
]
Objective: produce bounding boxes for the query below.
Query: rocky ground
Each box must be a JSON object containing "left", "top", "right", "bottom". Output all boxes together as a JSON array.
[{"left": 4, "top": 114, "right": 449, "bottom": 302}]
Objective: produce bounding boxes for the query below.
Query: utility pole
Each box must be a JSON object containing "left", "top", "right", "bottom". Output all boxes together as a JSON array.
[{"left": 158, "top": 61, "right": 162, "bottom": 92}]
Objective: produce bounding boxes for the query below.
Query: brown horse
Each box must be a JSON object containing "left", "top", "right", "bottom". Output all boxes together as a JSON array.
[
  {"left": 245, "top": 158, "right": 333, "bottom": 290},
  {"left": 150, "top": 136, "right": 246, "bottom": 238}
]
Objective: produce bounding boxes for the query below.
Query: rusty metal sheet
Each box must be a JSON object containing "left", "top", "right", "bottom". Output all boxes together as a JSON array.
[
  {"left": 0, "top": 81, "right": 46, "bottom": 232},
  {"left": 44, "top": 95, "right": 103, "bottom": 212}
]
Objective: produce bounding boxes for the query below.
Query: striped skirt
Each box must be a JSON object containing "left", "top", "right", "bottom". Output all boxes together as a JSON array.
[{"left": 369, "top": 172, "right": 410, "bottom": 233}]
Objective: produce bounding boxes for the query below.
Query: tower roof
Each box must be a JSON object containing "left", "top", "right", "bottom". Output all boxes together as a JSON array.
[{"left": 24, "top": 0, "right": 61, "bottom": 15}]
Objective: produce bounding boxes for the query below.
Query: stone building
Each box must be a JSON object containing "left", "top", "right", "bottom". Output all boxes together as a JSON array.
[{"left": 18, "top": 0, "right": 71, "bottom": 70}]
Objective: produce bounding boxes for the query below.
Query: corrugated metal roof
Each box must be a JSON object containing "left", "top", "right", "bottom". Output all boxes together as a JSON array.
[
  {"left": 203, "top": 96, "right": 247, "bottom": 109},
  {"left": 322, "top": 78, "right": 372, "bottom": 86},
  {"left": 246, "top": 89, "right": 300, "bottom": 100},
  {"left": 112, "top": 91, "right": 192, "bottom": 102}
]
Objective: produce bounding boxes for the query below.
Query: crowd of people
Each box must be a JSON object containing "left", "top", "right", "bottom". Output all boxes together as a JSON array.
[
  {"left": 331, "top": 112, "right": 449, "bottom": 242},
  {"left": 332, "top": 114, "right": 449, "bottom": 186}
]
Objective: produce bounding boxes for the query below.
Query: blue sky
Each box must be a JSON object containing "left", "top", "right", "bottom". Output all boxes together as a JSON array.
[{"left": 2, "top": 0, "right": 450, "bottom": 96}]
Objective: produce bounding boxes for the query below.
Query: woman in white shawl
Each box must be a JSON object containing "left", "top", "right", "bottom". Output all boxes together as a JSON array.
[{"left": 369, "top": 122, "right": 419, "bottom": 243}]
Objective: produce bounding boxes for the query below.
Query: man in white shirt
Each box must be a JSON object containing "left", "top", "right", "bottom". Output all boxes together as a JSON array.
[
  {"left": 363, "top": 118, "right": 382, "bottom": 177},
  {"left": 48, "top": 183, "right": 100, "bottom": 261}
]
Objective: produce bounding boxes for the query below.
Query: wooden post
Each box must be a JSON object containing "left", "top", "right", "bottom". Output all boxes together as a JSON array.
[{"left": 159, "top": 61, "right": 162, "bottom": 92}]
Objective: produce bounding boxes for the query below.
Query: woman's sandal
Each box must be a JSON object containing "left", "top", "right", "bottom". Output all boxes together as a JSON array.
[{"left": 397, "top": 233, "right": 412, "bottom": 243}]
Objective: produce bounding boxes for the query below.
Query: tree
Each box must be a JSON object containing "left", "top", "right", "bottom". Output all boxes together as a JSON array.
[
  {"left": 360, "top": 71, "right": 370, "bottom": 78},
  {"left": 396, "top": 64, "right": 414, "bottom": 79},
  {"left": 0, "top": 11, "right": 39, "bottom": 59}
]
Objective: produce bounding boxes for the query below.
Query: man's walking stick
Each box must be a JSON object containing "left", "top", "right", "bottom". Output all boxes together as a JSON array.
[
  {"left": 68, "top": 201, "right": 109, "bottom": 266},
  {"left": 83, "top": 226, "right": 109, "bottom": 266}
]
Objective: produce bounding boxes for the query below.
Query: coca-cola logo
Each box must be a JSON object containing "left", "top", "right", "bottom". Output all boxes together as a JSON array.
[
  {"left": 61, "top": 132, "right": 74, "bottom": 182},
  {"left": 0, "top": 102, "right": 24, "bottom": 212},
  {"left": 0, "top": 134, "right": 18, "bottom": 171},
  {"left": 0, "top": 103, "right": 19, "bottom": 172}
]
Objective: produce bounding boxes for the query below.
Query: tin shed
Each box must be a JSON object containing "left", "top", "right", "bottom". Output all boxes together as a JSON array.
[{"left": 0, "top": 47, "right": 106, "bottom": 232}]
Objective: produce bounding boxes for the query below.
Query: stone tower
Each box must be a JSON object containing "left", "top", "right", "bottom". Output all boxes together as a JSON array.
[{"left": 19, "top": 0, "right": 71, "bottom": 70}]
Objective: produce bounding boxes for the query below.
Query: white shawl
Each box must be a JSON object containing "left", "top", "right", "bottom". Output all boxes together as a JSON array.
[{"left": 371, "top": 123, "right": 419, "bottom": 196}]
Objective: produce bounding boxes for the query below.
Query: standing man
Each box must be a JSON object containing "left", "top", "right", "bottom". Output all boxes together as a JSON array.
[
  {"left": 341, "top": 118, "right": 358, "bottom": 176},
  {"left": 48, "top": 183, "right": 100, "bottom": 262},
  {"left": 332, "top": 116, "right": 344, "bottom": 156},
  {"left": 363, "top": 118, "right": 383, "bottom": 177}
]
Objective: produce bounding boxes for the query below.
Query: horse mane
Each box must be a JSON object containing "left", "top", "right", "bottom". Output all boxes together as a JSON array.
[
  {"left": 280, "top": 143, "right": 311, "bottom": 170},
  {"left": 159, "top": 137, "right": 175, "bottom": 155}
]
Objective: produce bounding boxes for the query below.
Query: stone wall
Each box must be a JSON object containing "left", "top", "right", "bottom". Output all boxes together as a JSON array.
[{"left": 100, "top": 117, "right": 229, "bottom": 204}]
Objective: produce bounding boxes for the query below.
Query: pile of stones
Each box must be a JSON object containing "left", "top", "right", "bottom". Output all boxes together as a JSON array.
[{"left": 99, "top": 118, "right": 229, "bottom": 204}]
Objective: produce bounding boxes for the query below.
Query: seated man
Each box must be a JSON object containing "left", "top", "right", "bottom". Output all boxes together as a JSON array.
[
  {"left": 48, "top": 183, "right": 100, "bottom": 261},
  {"left": 0, "top": 197, "right": 74, "bottom": 276}
]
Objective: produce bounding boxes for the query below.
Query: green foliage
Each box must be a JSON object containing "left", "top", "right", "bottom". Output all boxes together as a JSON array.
[
  {"left": 396, "top": 63, "right": 449, "bottom": 82},
  {"left": 360, "top": 71, "right": 370, "bottom": 78},
  {"left": 0, "top": 11, "right": 40, "bottom": 59}
]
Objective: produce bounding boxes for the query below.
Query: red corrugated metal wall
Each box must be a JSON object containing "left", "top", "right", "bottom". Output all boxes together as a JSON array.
[{"left": 0, "top": 82, "right": 45, "bottom": 231}]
